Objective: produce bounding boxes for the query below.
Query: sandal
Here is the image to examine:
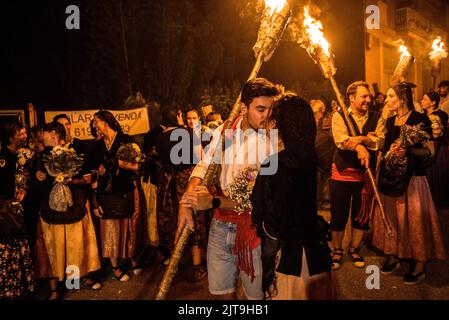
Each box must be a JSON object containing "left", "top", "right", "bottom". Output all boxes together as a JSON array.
[
  {"left": 193, "top": 264, "right": 207, "bottom": 281},
  {"left": 349, "top": 247, "right": 365, "bottom": 268},
  {"left": 112, "top": 267, "right": 130, "bottom": 282},
  {"left": 83, "top": 277, "right": 103, "bottom": 290},
  {"left": 331, "top": 248, "right": 344, "bottom": 270},
  {"left": 48, "top": 289, "right": 59, "bottom": 301},
  {"left": 131, "top": 264, "right": 143, "bottom": 276}
]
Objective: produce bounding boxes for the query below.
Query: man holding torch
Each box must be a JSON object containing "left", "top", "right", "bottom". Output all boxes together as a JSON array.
[
  {"left": 176, "top": 78, "right": 280, "bottom": 300},
  {"left": 329, "top": 81, "right": 385, "bottom": 270}
]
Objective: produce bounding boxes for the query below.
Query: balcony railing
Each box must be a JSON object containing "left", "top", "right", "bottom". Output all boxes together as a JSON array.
[{"left": 396, "top": 7, "right": 432, "bottom": 37}]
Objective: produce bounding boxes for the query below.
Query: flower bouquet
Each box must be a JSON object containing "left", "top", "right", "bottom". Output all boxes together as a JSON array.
[
  {"left": 116, "top": 143, "right": 145, "bottom": 163},
  {"left": 428, "top": 114, "right": 443, "bottom": 139},
  {"left": 43, "top": 145, "right": 83, "bottom": 212},
  {"left": 226, "top": 167, "right": 259, "bottom": 215},
  {"left": 15, "top": 148, "right": 34, "bottom": 191},
  {"left": 379, "top": 123, "right": 430, "bottom": 196}
]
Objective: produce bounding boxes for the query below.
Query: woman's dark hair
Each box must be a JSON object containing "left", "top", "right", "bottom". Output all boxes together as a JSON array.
[
  {"left": 241, "top": 78, "right": 280, "bottom": 108},
  {"left": 272, "top": 93, "right": 316, "bottom": 161},
  {"left": 43, "top": 122, "right": 66, "bottom": 141},
  {"left": 426, "top": 91, "right": 440, "bottom": 108},
  {"left": 94, "top": 110, "right": 123, "bottom": 134},
  {"left": 53, "top": 113, "right": 71, "bottom": 124},
  {"left": 89, "top": 119, "right": 98, "bottom": 139},
  {"left": 391, "top": 82, "right": 416, "bottom": 111},
  {"left": 162, "top": 104, "right": 182, "bottom": 127},
  {"left": 0, "top": 121, "right": 24, "bottom": 148}
]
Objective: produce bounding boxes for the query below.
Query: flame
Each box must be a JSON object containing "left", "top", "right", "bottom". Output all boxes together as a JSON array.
[
  {"left": 265, "top": 0, "right": 287, "bottom": 16},
  {"left": 429, "top": 36, "right": 448, "bottom": 61},
  {"left": 399, "top": 45, "right": 410, "bottom": 57},
  {"left": 303, "top": 7, "right": 331, "bottom": 58},
  {"left": 396, "top": 39, "right": 411, "bottom": 59}
]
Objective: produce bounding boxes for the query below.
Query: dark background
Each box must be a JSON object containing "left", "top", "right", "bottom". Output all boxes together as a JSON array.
[{"left": 0, "top": 0, "right": 365, "bottom": 114}]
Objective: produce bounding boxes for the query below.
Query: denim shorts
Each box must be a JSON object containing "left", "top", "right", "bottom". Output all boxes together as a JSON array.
[{"left": 207, "top": 218, "right": 263, "bottom": 300}]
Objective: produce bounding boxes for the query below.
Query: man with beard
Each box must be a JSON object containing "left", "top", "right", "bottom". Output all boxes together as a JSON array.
[
  {"left": 438, "top": 80, "right": 449, "bottom": 115},
  {"left": 329, "top": 81, "right": 385, "bottom": 271}
]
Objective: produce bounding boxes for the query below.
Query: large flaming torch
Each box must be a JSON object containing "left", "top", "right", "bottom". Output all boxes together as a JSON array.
[
  {"left": 392, "top": 39, "right": 415, "bottom": 84},
  {"left": 300, "top": 6, "right": 393, "bottom": 237},
  {"left": 429, "top": 36, "right": 448, "bottom": 90},
  {"left": 155, "top": 0, "right": 292, "bottom": 300}
]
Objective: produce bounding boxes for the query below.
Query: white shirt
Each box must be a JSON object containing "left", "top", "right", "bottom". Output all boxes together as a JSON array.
[
  {"left": 190, "top": 118, "right": 274, "bottom": 195},
  {"left": 331, "top": 107, "right": 385, "bottom": 151}
]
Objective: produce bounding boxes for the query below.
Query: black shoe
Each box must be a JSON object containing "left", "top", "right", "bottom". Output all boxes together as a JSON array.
[
  {"left": 380, "top": 259, "right": 400, "bottom": 275},
  {"left": 349, "top": 247, "right": 365, "bottom": 268},
  {"left": 403, "top": 270, "right": 426, "bottom": 285}
]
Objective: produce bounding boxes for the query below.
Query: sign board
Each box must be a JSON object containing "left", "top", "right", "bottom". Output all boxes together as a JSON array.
[
  {"left": 44, "top": 107, "right": 150, "bottom": 140},
  {"left": 0, "top": 109, "right": 26, "bottom": 126}
]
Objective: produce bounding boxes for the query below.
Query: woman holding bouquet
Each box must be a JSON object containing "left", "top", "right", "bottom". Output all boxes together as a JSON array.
[
  {"left": 251, "top": 94, "right": 335, "bottom": 300},
  {"left": 92, "top": 110, "right": 143, "bottom": 282},
  {"left": 34, "top": 122, "right": 101, "bottom": 299},
  {"left": 373, "top": 83, "right": 446, "bottom": 285},
  {"left": 421, "top": 92, "right": 449, "bottom": 210},
  {"left": 0, "top": 121, "right": 35, "bottom": 299}
]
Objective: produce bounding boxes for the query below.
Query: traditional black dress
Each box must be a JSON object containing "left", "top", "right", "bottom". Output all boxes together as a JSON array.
[
  {"left": 96, "top": 132, "right": 142, "bottom": 259},
  {"left": 373, "top": 111, "right": 446, "bottom": 261},
  {"left": 0, "top": 147, "right": 35, "bottom": 299}
]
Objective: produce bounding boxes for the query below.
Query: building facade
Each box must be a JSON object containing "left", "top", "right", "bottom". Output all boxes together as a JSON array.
[{"left": 365, "top": 0, "right": 449, "bottom": 98}]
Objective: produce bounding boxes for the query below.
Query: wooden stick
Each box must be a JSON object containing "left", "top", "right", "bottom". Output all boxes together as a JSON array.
[{"left": 155, "top": 52, "right": 266, "bottom": 300}]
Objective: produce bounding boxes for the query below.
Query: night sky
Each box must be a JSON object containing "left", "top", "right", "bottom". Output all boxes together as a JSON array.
[{"left": 0, "top": 0, "right": 365, "bottom": 111}]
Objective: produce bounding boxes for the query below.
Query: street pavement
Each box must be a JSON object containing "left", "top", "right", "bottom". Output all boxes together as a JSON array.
[{"left": 63, "top": 209, "right": 449, "bottom": 300}]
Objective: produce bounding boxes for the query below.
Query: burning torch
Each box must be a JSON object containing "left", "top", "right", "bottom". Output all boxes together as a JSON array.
[
  {"left": 155, "top": 0, "right": 292, "bottom": 300},
  {"left": 429, "top": 37, "right": 448, "bottom": 90},
  {"left": 300, "top": 6, "right": 394, "bottom": 237},
  {"left": 392, "top": 39, "right": 415, "bottom": 84}
]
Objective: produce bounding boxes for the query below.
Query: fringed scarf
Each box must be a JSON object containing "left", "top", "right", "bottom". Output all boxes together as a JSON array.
[{"left": 355, "top": 172, "right": 373, "bottom": 225}]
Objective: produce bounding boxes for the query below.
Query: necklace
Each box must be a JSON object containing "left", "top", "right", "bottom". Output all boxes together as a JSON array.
[
  {"left": 397, "top": 110, "right": 411, "bottom": 120},
  {"left": 105, "top": 131, "right": 117, "bottom": 151}
]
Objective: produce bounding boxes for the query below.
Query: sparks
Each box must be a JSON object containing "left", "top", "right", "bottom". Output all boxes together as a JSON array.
[
  {"left": 429, "top": 36, "right": 448, "bottom": 61},
  {"left": 303, "top": 6, "right": 331, "bottom": 58},
  {"left": 265, "top": 0, "right": 287, "bottom": 17}
]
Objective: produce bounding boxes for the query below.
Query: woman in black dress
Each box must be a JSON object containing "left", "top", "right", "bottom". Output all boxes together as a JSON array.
[
  {"left": 373, "top": 83, "right": 445, "bottom": 285},
  {"left": 421, "top": 91, "right": 449, "bottom": 210},
  {"left": 251, "top": 94, "right": 335, "bottom": 300},
  {"left": 34, "top": 122, "right": 101, "bottom": 299},
  {"left": 0, "top": 121, "right": 35, "bottom": 299},
  {"left": 93, "top": 111, "right": 143, "bottom": 281}
]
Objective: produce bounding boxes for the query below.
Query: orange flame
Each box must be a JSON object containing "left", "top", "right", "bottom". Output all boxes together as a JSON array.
[
  {"left": 429, "top": 36, "right": 448, "bottom": 61},
  {"left": 303, "top": 7, "right": 331, "bottom": 58},
  {"left": 265, "top": 0, "right": 288, "bottom": 16},
  {"left": 397, "top": 39, "right": 411, "bottom": 58}
]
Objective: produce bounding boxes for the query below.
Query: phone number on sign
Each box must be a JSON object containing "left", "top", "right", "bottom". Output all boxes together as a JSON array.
[{"left": 74, "top": 125, "right": 131, "bottom": 138}]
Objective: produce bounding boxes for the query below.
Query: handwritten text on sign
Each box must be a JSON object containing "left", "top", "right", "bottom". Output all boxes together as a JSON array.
[{"left": 44, "top": 107, "right": 150, "bottom": 140}]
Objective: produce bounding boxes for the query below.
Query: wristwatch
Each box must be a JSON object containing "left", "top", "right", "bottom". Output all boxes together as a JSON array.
[{"left": 212, "top": 196, "right": 221, "bottom": 209}]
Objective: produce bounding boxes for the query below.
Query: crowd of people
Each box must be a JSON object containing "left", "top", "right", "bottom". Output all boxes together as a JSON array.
[{"left": 1, "top": 78, "right": 449, "bottom": 300}]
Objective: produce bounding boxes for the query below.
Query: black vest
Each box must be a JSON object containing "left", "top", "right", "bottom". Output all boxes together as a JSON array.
[{"left": 333, "top": 111, "right": 381, "bottom": 171}]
